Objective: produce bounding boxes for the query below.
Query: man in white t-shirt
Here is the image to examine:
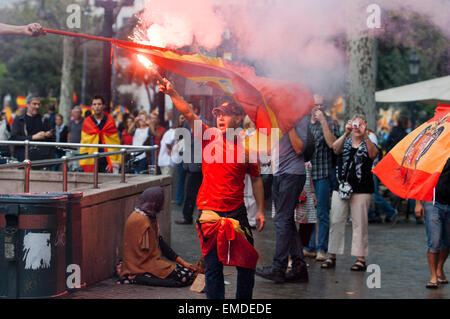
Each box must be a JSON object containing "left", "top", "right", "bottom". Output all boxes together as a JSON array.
[{"left": 158, "top": 127, "right": 176, "bottom": 176}]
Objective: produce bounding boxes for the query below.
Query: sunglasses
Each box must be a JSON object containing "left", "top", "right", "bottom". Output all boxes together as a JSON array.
[{"left": 213, "top": 109, "right": 235, "bottom": 117}]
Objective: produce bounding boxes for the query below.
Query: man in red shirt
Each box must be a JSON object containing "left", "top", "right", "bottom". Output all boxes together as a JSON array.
[{"left": 158, "top": 78, "right": 265, "bottom": 299}]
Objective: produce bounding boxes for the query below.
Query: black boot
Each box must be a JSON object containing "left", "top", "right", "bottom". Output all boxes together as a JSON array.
[
  {"left": 255, "top": 266, "right": 285, "bottom": 284},
  {"left": 285, "top": 258, "right": 308, "bottom": 283}
]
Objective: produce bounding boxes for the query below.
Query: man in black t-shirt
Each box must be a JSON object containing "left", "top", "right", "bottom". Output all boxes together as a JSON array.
[
  {"left": 415, "top": 157, "right": 450, "bottom": 289},
  {"left": 11, "top": 95, "right": 54, "bottom": 162}
]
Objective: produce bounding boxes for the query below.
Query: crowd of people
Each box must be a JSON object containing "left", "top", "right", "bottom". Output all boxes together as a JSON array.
[
  {"left": 0, "top": 93, "right": 180, "bottom": 174},
  {"left": 1, "top": 21, "right": 449, "bottom": 298},
  {"left": 115, "top": 78, "right": 449, "bottom": 298},
  {"left": 1, "top": 85, "right": 448, "bottom": 297}
]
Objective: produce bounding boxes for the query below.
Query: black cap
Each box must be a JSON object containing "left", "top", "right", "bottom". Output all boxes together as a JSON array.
[{"left": 212, "top": 101, "right": 245, "bottom": 117}]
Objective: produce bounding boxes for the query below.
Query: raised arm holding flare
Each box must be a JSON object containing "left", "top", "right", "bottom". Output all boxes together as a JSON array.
[{"left": 158, "top": 78, "right": 199, "bottom": 130}]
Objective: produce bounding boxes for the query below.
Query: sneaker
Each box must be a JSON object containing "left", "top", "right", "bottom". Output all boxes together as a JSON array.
[
  {"left": 390, "top": 210, "right": 399, "bottom": 225},
  {"left": 255, "top": 266, "right": 285, "bottom": 284},
  {"left": 303, "top": 249, "right": 316, "bottom": 258},
  {"left": 368, "top": 217, "right": 382, "bottom": 224},
  {"left": 315, "top": 252, "right": 327, "bottom": 262}
]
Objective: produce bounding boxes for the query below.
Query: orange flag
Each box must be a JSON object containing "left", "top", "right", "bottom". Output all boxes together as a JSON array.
[
  {"left": 113, "top": 42, "right": 314, "bottom": 136},
  {"left": 373, "top": 104, "right": 450, "bottom": 201}
]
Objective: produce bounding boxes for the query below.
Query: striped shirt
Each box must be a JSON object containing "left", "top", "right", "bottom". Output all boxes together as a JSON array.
[
  {"left": 309, "top": 115, "right": 340, "bottom": 181},
  {"left": 295, "top": 163, "right": 317, "bottom": 224}
]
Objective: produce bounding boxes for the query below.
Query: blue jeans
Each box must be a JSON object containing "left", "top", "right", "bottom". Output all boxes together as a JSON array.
[
  {"left": 306, "top": 178, "right": 330, "bottom": 253},
  {"left": 134, "top": 158, "right": 147, "bottom": 174},
  {"left": 175, "top": 163, "right": 186, "bottom": 204},
  {"left": 408, "top": 199, "right": 418, "bottom": 219},
  {"left": 425, "top": 202, "right": 450, "bottom": 253},
  {"left": 204, "top": 246, "right": 255, "bottom": 299},
  {"left": 369, "top": 175, "right": 397, "bottom": 220},
  {"left": 203, "top": 206, "right": 255, "bottom": 299},
  {"left": 272, "top": 174, "right": 306, "bottom": 271}
]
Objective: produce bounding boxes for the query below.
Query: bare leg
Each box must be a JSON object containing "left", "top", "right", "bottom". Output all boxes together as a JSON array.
[
  {"left": 427, "top": 252, "right": 439, "bottom": 284},
  {"left": 437, "top": 249, "right": 449, "bottom": 282}
]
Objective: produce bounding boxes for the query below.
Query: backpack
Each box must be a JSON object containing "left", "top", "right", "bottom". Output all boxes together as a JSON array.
[{"left": 303, "top": 122, "right": 315, "bottom": 163}]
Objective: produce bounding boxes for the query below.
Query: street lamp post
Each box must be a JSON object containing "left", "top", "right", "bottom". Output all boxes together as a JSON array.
[
  {"left": 95, "top": 0, "right": 118, "bottom": 113},
  {"left": 94, "top": 0, "right": 135, "bottom": 112},
  {"left": 409, "top": 51, "right": 420, "bottom": 77},
  {"left": 408, "top": 50, "right": 421, "bottom": 128},
  {"left": 81, "top": 5, "right": 90, "bottom": 106}
]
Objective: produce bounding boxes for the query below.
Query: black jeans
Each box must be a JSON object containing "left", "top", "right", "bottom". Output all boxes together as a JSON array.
[
  {"left": 201, "top": 205, "right": 255, "bottom": 299},
  {"left": 182, "top": 171, "right": 203, "bottom": 223}
]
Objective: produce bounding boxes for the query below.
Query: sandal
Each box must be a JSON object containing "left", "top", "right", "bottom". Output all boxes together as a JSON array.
[
  {"left": 116, "top": 274, "right": 136, "bottom": 285},
  {"left": 437, "top": 276, "right": 449, "bottom": 284},
  {"left": 321, "top": 257, "right": 336, "bottom": 269},
  {"left": 350, "top": 259, "right": 367, "bottom": 271},
  {"left": 426, "top": 281, "right": 439, "bottom": 289}
]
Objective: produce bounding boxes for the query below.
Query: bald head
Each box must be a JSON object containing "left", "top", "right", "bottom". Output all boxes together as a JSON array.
[{"left": 313, "top": 94, "right": 324, "bottom": 107}]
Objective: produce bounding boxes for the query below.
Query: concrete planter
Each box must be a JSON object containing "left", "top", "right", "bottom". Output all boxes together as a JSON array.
[{"left": 0, "top": 170, "right": 172, "bottom": 286}]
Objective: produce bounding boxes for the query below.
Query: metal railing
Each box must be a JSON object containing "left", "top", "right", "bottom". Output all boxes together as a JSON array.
[{"left": 0, "top": 140, "right": 159, "bottom": 192}]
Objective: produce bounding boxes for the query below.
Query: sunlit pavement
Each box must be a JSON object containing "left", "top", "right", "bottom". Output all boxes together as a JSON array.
[{"left": 62, "top": 202, "right": 450, "bottom": 299}]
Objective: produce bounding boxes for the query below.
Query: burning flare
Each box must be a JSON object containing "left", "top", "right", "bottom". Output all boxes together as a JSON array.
[
  {"left": 132, "top": 19, "right": 165, "bottom": 82},
  {"left": 137, "top": 54, "right": 153, "bottom": 69}
]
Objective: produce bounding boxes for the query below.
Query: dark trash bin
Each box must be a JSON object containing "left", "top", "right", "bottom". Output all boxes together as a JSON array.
[
  {"left": 0, "top": 193, "right": 69, "bottom": 299},
  {"left": 48, "top": 192, "right": 83, "bottom": 290}
]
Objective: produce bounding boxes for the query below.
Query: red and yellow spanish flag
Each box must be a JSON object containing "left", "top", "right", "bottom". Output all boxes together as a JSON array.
[
  {"left": 373, "top": 104, "right": 450, "bottom": 201},
  {"left": 197, "top": 210, "right": 258, "bottom": 270},
  {"left": 16, "top": 96, "right": 27, "bottom": 108},
  {"left": 4, "top": 105, "right": 14, "bottom": 126},
  {"left": 114, "top": 42, "right": 314, "bottom": 137},
  {"left": 112, "top": 105, "right": 129, "bottom": 123},
  {"left": 79, "top": 113, "right": 121, "bottom": 173},
  {"left": 81, "top": 105, "right": 92, "bottom": 117}
]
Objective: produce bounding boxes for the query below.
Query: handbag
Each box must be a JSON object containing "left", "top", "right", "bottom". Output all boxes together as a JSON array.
[
  {"left": 338, "top": 156, "right": 353, "bottom": 200},
  {"left": 338, "top": 181, "right": 353, "bottom": 200}
]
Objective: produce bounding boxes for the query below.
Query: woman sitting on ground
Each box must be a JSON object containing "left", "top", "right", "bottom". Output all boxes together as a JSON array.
[{"left": 118, "top": 187, "right": 199, "bottom": 287}]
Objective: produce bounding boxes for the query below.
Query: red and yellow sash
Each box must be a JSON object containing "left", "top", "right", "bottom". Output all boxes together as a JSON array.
[{"left": 197, "top": 210, "right": 258, "bottom": 270}]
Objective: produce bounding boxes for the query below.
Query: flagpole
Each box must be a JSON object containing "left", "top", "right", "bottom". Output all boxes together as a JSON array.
[{"left": 42, "top": 28, "right": 177, "bottom": 54}]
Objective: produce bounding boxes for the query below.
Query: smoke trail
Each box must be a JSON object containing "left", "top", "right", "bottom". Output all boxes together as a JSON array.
[{"left": 136, "top": 0, "right": 450, "bottom": 98}]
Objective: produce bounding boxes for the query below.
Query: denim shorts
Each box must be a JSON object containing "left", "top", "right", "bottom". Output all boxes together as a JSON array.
[{"left": 425, "top": 202, "right": 450, "bottom": 253}]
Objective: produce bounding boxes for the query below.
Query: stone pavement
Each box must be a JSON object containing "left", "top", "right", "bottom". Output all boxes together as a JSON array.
[{"left": 62, "top": 203, "right": 450, "bottom": 299}]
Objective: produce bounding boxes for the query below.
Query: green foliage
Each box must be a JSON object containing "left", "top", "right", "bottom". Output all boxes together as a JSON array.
[
  {"left": 0, "top": 1, "right": 63, "bottom": 98},
  {"left": 377, "top": 11, "right": 450, "bottom": 90},
  {"left": 0, "top": 63, "right": 6, "bottom": 80},
  {"left": 0, "top": 0, "right": 105, "bottom": 107},
  {"left": 376, "top": 10, "right": 450, "bottom": 123}
]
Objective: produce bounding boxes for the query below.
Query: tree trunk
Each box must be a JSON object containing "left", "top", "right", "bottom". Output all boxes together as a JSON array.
[
  {"left": 346, "top": 36, "right": 377, "bottom": 131},
  {"left": 345, "top": 1, "right": 377, "bottom": 131},
  {"left": 59, "top": 37, "right": 77, "bottom": 124}
]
